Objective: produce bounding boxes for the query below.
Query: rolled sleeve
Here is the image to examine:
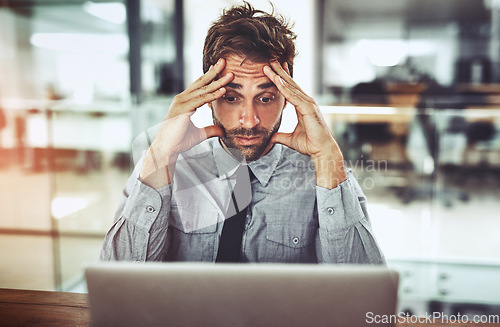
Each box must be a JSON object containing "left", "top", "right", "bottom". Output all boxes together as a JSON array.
[{"left": 315, "top": 171, "right": 385, "bottom": 265}]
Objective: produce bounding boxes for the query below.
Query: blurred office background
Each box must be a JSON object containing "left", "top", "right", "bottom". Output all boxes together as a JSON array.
[{"left": 1, "top": 0, "right": 500, "bottom": 318}]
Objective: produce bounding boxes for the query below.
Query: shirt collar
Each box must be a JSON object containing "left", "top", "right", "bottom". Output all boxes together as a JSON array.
[{"left": 212, "top": 139, "right": 282, "bottom": 187}]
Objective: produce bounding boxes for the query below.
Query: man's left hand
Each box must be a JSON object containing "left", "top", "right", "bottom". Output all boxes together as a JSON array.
[{"left": 263, "top": 61, "right": 347, "bottom": 189}]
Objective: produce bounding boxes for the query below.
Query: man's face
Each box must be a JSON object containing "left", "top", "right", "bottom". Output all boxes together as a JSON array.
[{"left": 209, "top": 55, "right": 286, "bottom": 162}]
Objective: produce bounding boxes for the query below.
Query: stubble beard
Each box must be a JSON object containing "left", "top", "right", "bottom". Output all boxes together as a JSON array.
[{"left": 212, "top": 114, "right": 282, "bottom": 162}]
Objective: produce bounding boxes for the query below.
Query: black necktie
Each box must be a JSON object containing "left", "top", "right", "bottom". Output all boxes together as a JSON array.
[{"left": 216, "top": 165, "right": 253, "bottom": 263}]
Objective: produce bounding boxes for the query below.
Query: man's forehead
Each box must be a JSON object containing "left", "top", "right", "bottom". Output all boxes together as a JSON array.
[
  {"left": 222, "top": 55, "right": 269, "bottom": 77},
  {"left": 214, "top": 54, "right": 279, "bottom": 91}
]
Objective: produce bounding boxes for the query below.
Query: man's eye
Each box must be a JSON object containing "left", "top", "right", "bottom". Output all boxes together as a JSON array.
[
  {"left": 223, "top": 96, "right": 238, "bottom": 103},
  {"left": 259, "top": 97, "right": 274, "bottom": 104}
]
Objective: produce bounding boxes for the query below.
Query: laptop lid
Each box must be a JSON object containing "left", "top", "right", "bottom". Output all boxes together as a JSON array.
[{"left": 85, "top": 263, "right": 399, "bottom": 327}]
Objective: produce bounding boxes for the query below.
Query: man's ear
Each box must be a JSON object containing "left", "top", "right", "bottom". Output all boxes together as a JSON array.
[{"left": 208, "top": 101, "right": 212, "bottom": 109}]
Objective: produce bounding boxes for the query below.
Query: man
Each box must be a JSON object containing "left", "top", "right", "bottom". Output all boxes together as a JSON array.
[{"left": 100, "top": 2, "right": 385, "bottom": 264}]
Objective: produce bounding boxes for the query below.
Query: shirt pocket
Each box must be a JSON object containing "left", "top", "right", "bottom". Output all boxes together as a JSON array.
[
  {"left": 166, "top": 204, "right": 219, "bottom": 262},
  {"left": 264, "top": 221, "right": 318, "bottom": 263}
]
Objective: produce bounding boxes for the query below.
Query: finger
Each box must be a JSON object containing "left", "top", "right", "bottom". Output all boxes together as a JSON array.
[
  {"left": 186, "top": 58, "right": 226, "bottom": 93},
  {"left": 168, "top": 86, "right": 226, "bottom": 119},
  {"left": 264, "top": 66, "right": 310, "bottom": 112},
  {"left": 190, "top": 72, "right": 233, "bottom": 99},
  {"left": 202, "top": 125, "right": 225, "bottom": 140},
  {"left": 184, "top": 87, "right": 227, "bottom": 113},
  {"left": 279, "top": 76, "right": 312, "bottom": 103},
  {"left": 194, "top": 58, "right": 226, "bottom": 89},
  {"left": 170, "top": 72, "right": 231, "bottom": 116},
  {"left": 271, "top": 62, "right": 315, "bottom": 105},
  {"left": 263, "top": 65, "right": 301, "bottom": 97},
  {"left": 269, "top": 60, "right": 304, "bottom": 92},
  {"left": 271, "top": 132, "right": 293, "bottom": 148},
  {"left": 283, "top": 61, "right": 290, "bottom": 76}
]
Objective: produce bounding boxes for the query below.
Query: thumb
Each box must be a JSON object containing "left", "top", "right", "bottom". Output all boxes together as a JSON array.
[
  {"left": 203, "top": 124, "right": 225, "bottom": 139},
  {"left": 271, "top": 132, "right": 293, "bottom": 149}
]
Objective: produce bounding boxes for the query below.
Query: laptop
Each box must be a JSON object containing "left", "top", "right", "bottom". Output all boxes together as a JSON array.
[{"left": 85, "top": 263, "right": 399, "bottom": 327}]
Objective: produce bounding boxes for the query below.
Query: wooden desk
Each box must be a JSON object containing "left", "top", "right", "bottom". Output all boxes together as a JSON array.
[
  {"left": 1, "top": 288, "right": 499, "bottom": 326},
  {"left": 0, "top": 288, "right": 90, "bottom": 326}
]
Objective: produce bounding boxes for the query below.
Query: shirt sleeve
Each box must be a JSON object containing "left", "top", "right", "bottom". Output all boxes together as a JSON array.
[
  {"left": 99, "top": 157, "right": 172, "bottom": 262},
  {"left": 315, "top": 170, "right": 386, "bottom": 265}
]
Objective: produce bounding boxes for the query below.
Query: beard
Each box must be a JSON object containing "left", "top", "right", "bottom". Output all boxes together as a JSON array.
[{"left": 213, "top": 114, "right": 281, "bottom": 162}]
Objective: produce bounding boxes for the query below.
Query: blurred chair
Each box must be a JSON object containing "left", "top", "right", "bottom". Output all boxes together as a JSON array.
[
  {"left": 345, "top": 79, "right": 393, "bottom": 161},
  {"left": 351, "top": 80, "right": 388, "bottom": 104},
  {"left": 401, "top": 85, "right": 469, "bottom": 207},
  {"left": 456, "top": 78, "right": 498, "bottom": 183},
  {"left": 402, "top": 112, "right": 438, "bottom": 204},
  {"left": 464, "top": 120, "right": 498, "bottom": 182}
]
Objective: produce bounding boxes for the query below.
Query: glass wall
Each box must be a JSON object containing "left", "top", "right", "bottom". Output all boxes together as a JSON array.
[
  {"left": 0, "top": 0, "right": 174, "bottom": 290},
  {"left": 318, "top": 0, "right": 500, "bottom": 316}
]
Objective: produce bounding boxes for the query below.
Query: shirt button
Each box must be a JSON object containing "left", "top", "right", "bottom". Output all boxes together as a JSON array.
[
  {"left": 327, "top": 207, "right": 335, "bottom": 215},
  {"left": 146, "top": 205, "right": 155, "bottom": 213},
  {"left": 292, "top": 237, "right": 299, "bottom": 245}
]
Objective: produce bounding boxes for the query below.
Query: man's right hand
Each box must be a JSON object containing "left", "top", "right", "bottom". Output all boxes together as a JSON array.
[{"left": 140, "top": 58, "right": 233, "bottom": 189}]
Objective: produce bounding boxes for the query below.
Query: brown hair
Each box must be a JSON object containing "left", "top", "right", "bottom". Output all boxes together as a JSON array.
[{"left": 202, "top": 1, "right": 297, "bottom": 77}]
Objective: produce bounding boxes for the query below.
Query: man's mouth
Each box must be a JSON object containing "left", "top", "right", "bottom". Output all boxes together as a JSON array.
[{"left": 235, "top": 136, "right": 262, "bottom": 146}]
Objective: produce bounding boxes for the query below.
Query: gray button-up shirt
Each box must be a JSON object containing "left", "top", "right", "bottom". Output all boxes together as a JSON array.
[{"left": 100, "top": 138, "right": 385, "bottom": 264}]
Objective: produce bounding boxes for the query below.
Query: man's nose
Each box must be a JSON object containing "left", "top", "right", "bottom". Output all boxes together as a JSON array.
[{"left": 239, "top": 101, "right": 260, "bottom": 128}]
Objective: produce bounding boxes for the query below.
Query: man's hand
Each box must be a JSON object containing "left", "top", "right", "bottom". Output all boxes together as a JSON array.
[
  {"left": 263, "top": 61, "right": 346, "bottom": 189},
  {"left": 141, "top": 58, "right": 233, "bottom": 188}
]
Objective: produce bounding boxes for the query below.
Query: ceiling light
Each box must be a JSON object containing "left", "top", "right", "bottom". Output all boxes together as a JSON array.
[
  {"left": 30, "top": 33, "right": 128, "bottom": 55},
  {"left": 83, "top": 1, "right": 126, "bottom": 24},
  {"left": 357, "top": 39, "right": 408, "bottom": 67}
]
